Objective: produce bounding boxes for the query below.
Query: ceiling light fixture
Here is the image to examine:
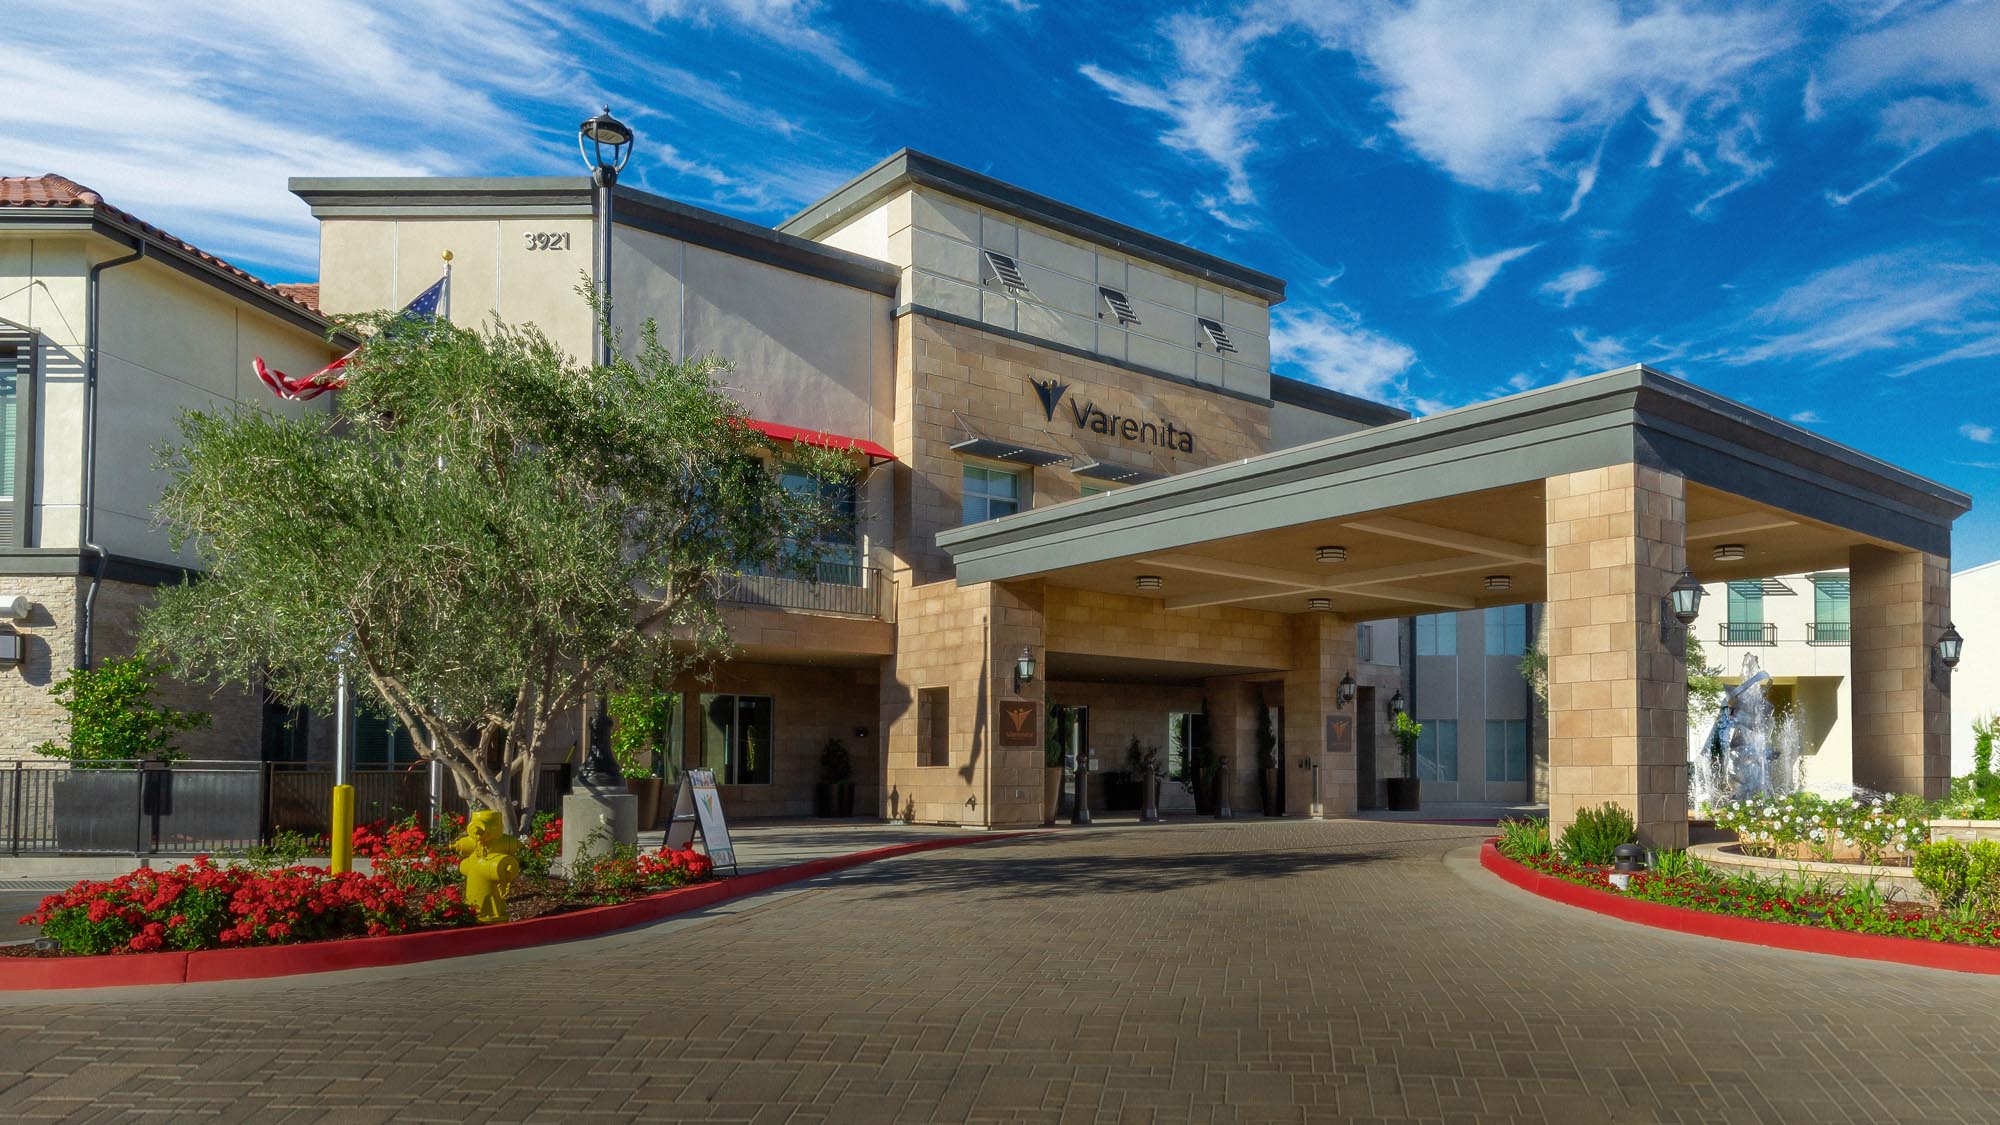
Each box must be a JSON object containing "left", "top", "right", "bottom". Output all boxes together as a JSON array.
[
  {"left": 1135, "top": 575, "right": 1163, "bottom": 592},
  {"left": 1485, "top": 575, "right": 1512, "bottom": 591},
  {"left": 1713, "top": 544, "right": 1747, "bottom": 562},
  {"left": 1316, "top": 546, "right": 1347, "bottom": 564}
]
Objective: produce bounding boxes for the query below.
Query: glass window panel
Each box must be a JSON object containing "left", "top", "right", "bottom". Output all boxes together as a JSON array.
[
  {"left": 1485, "top": 719, "right": 1528, "bottom": 782},
  {"left": 700, "top": 694, "right": 732, "bottom": 776},
  {"left": 1484, "top": 605, "right": 1527, "bottom": 656},
  {"left": 0, "top": 349, "right": 16, "bottom": 501},
  {"left": 961, "top": 464, "right": 1022, "bottom": 526},
  {"left": 734, "top": 695, "right": 773, "bottom": 785},
  {"left": 1417, "top": 720, "right": 1458, "bottom": 781},
  {"left": 1415, "top": 613, "right": 1457, "bottom": 656}
]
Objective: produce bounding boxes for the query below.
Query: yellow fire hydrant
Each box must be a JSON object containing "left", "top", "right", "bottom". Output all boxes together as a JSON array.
[{"left": 453, "top": 810, "right": 523, "bottom": 923}]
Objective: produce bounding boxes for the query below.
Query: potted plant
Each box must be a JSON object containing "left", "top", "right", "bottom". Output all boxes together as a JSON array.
[
  {"left": 816, "top": 738, "right": 855, "bottom": 818},
  {"left": 34, "top": 657, "right": 211, "bottom": 853},
  {"left": 1387, "top": 711, "right": 1423, "bottom": 812},
  {"left": 1255, "top": 698, "right": 1280, "bottom": 816},
  {"left": 608, "top": 689, "right": 673, "bottom": 829},
  {"left": 1043, "top": 709, "right": 1066, "bottom": 826}
]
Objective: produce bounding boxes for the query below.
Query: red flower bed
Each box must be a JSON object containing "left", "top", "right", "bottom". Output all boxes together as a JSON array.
[{"left": 19, "top": 813, "right": 715, "bottom": 957}]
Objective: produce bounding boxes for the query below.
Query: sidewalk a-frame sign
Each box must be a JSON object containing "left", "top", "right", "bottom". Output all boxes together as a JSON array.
[{"left": 665, "top": 768, "right": 739, "bottom": 874}]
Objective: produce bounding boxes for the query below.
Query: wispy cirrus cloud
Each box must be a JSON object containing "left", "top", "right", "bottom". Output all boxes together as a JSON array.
[
  {"left": 1445, "top": 244, "right": 1539, "bottom": 305},
  {"left": 1080, "top": 14, "right": 1276, "bottom": 216},
  {"left": 640, "top": 0, "right": 890, "bottom": 93},
  {"left": 1270, "top": 304, "right": 1420, "bottom": 402},
  {"left": 1539, "top": 264, "right": 1607, "bottom": 307},
  {"left": 1718, "top": 248, "right": 2000, "bottom": 371}
]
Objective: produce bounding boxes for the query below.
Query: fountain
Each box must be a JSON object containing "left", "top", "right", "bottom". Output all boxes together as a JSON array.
[{"left": 1689, "top": 653, "right": 1808, "bottom": 811}]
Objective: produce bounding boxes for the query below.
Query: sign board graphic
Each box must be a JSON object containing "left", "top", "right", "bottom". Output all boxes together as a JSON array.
[
  {"left": 998, "top": 701, "right": 1039, "bottom": 746},
  {"left": 665, "top": 768, "right": 738, "bottom": 873}
]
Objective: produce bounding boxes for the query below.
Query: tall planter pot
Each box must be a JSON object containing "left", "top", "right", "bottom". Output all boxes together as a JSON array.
[
  {"left": 833, "top": 781, "right": 856, "bottom": 818},
  {"left": 1043, "top": 767, "right": 1064, "bottom": 826},
  {"left": 1260, "top": 768, "right": 1280, "bottom": 816},
  {"left": 625, "top": 777, "right": 663, "bottom": 830},
  {"left": 1385, "top": 777, "right": 1421, "bottom": 812}
]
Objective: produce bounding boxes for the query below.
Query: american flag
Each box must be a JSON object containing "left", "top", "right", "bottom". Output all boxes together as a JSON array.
[{"left": 254, "top": 276, "right": 447, "bottom": 402}]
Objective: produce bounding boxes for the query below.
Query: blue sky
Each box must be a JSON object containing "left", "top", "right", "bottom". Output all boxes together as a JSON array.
[{"left": 10, "top": 0, "right": 2000, "bottom": 564}]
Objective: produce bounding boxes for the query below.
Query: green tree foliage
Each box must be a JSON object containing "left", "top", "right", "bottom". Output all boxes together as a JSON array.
[
  {"left": 33, "top": 656, "right": 211, "bottom": 764},
  {"left": 143, "top": 308, "right": 845, "bottom": 831},
  {"left": 1391, "top": 710, "right": 1423, "bottom": 777},
  {"left": 606, "top": 689, "right": 679, "bottom": 780}
]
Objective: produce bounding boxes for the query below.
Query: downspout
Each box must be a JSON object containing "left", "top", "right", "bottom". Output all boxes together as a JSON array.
[{"left": 79, "top": 241, "right": 145, "bottom": 669}]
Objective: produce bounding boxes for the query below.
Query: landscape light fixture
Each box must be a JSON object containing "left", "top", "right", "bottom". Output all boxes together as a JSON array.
[
  {"left": 1338, "top": 672, "right": 1357, "bottom": 709},
  {"left": 1484, "top": 575, "right": 1512, "bottom": 591},
  {"left": 1136, "top": 574, "right": 1163, "bottom": 592},
  {"left": 1387, "top": 690, "right": 1405, "bottom": 717},
  {"left": 1938, "top": 624, "right": 1964, "bottom": 671},
  {"left": 1712, "top": 543, "right": 1747, "bottom": 562},
  {"left": 577, "top": 107, "right": 634, "bottom": 183},
  {"left": 1014, "top": 647, "right": 1037, "bottom": 689},
  {"left": 1306, "top": 596, "right": 1333, "bottom": 611},
  {"left": 1316, "top": 546, "right": 1347, "bottom": 564}
]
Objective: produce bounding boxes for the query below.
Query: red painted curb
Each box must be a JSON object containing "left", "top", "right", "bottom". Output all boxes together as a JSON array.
[
  {"left": 1480, "top": 840, "right": 2000, "bottom": 976},
  {"left": 5, "top": 832, "right": 1040, "bottom": 991}
]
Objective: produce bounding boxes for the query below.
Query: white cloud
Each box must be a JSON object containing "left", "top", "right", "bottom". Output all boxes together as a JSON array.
[
  {"left": 641, "top": 0, "right": 888, "bottom": 91},
  {"left": 1790, "top": 409, "right": 1825, "bottom": 424},
  {"left": 1276, "top": 0, "right": 1791, "bottom": 201},
  {"left": 1722, "top": 248, "right": 2000, "bottom": 369},
  {"left": 1539, "top": 265, "right": 1607, "bottom": 307},
  {"left": 1445, "top": 244, "right": 1539, "bottom": 305},
  {"left": 1965, "top": 423, "right": 1998, "bottom": 444},
  {"left": 1569, "top": 327, "right": 1631, "bottom": 374},
  {"left": 1818, "top": 2, "right": 2000, "bottom": 203},
  {"left": 1270, "top": 305, "right": 1419, "bottom": 400},
  {"left": 1080, "top": 15, "right": 1276, "bottom": 206}
]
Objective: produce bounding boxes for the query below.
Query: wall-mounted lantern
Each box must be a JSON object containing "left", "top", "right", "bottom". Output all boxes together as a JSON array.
[
  {"left": 1014, "top": 647, "right": 1037, "bottom": 690},
  {"left": 1337, "top": 672, "right": 1357, "bottom": 709},
  {"left": 1387, "top": 690, "right": 1405, "bottom": 717},
  {"left": 1665, "top": 569, "right": 1704, "bottom": 626},
  {"left": 1938, "top": 624, "right": 1964, "bottom": 671}
]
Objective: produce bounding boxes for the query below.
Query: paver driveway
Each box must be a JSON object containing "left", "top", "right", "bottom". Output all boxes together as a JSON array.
[{"left": 4, "top": 818, "right": 1999, "bottom": 1123}]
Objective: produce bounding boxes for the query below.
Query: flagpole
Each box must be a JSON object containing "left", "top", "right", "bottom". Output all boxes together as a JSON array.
[{"left": 440, "top": 249, "right": 452, "bottom": 322}]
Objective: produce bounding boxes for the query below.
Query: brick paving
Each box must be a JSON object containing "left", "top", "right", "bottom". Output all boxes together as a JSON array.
[{"left": 4, "top": 818, "right": 2000, "bottom": 1122}]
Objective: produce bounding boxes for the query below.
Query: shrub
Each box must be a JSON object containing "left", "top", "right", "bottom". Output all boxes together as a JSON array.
[
  {"left": 1914, "top": 839, "right": 2000, "bottom": 913},
  {"left": 819, "top": 738, "right": 853, "bottom": 784},
  {"left": 1712, "top": 793, "right": 1927, "bottom": 863},
  {"left": 1494, "top": 817, "right": 1549, "bottom": 860},
  {"left": 1391, "top": 711, "right": 1423, "bottom": 777},
  {"left": 32, "top": 656, "right": 210, "bottom": 764},
  {"left": 570, "top": 845, "right": 714, "bottom": 903},
  {"left": 1557, "top": 803, "right": 1636, "bottom": 866},
  {"left": 517, "top": 813, "right": 562, "bottom": 879}
]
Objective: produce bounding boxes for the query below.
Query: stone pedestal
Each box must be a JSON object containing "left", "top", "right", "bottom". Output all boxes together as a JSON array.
[{"left": 559, "top": 785, "right": 639, "bottom": 874}]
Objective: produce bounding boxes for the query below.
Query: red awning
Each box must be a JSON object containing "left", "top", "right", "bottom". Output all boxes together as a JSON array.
[{"left": 745, "top": 418, "right": 897, "bottom": 463}]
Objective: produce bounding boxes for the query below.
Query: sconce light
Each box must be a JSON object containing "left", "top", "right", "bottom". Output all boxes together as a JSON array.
[
  {"left": 1337, "top": 672, "right": 1356, "bottom": 709},
  {"left": 0, "top": 631, "right": 22, "bottom": 667},
  {"left": 1938, "top": 623, "right": 1964, "bottom": 671},
  {"left": 1665, "top": 569, "right": 1704, "bottom": 626},
  {"left": 0, "top": 594, "right": 28, "bottom": 621},
  {"left": 1387, "top": 690, "right": 1404, "bottom": 717},
  {"left": 1014, "top": 646, "right": 1037, "bottom": 689}
]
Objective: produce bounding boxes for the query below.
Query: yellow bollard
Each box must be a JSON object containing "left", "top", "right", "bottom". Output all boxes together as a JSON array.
[
  {"left": 453, "top": 810, "right": 522, "bottom": 922},
  {"left": 330, "top": 784, "right": 356, "bottom": 874}
]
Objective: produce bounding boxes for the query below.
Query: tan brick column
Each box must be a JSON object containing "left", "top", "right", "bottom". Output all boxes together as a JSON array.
[
  {"left": 1544, "top": 465, "right": 1689, "bottom": 849},
  {"left": 1848, "top": 545, "right": 1951, "bottom": 799},
  {"left": 1201, "top": 678, "right": 1248, "bottom": 814},
  {"left": 987, "top": 580, "right": 1048, "bottom": 828},
  {"left": 1286, "top": 612, "right": 1359, "bottom": 816}
]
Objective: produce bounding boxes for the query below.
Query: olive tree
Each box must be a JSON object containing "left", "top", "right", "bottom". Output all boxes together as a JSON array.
[{"left": 144, "top": 308, "right": 844, "bottom": 832}]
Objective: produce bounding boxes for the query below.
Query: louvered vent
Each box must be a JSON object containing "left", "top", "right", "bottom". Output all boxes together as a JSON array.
[
  {"left": 1197, "top": 317, "right": 1236, "bottom": 352},
  {"left": 981, "top": 250, "right": 1030, "bottom": 295},
  {"left": 0, "top": 506, "right": 13, "bottom": 548},
  {"left": 1098, "top": 287, "right": 1140, "bottom": 326}
]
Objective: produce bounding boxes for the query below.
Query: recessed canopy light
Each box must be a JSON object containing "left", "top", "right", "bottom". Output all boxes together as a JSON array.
[
  {"left": 1135, "top": 575, "right": 1163, "bottom": 592},
  {"left": 1306, "top": 597, "right": 1333, "bottom": 611},
  {"left": 1316, "top": 546, "right": 1347, "bottom": 564},
  {"left": 1713, "top": 544, "right": 1747, "bottom": 562},
  {"left": 1485, "top": 575, "right": 1512, "bottom": 591}
]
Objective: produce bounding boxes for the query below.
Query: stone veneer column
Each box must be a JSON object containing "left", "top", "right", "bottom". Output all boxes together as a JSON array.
[
  {"left": 986, "top": 580, "right": 1048, "bottom": 828},
  {"left": 1286, "top": 612, "right": 1358, "bottom": 816},
  {"left": 1544, "top": 465, "right": 1689, "bottom": 849},
  {"left": 1848, "top": 545, "right": 1952, "bottom": 799}
]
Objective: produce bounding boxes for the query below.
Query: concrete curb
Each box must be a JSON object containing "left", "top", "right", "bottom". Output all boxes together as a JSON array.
[
  {"left": 2, "top": 832, "right": 1041, "bottom": 991},
  {"left": 1479, "top": 840, "right": 2000, "bottom": 976}
]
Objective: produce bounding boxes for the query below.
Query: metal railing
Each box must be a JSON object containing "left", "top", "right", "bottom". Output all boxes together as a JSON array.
[
  {"left": 716, "top": 563, "right": 889, "bottom": 619},
  {"left": 1718, "top": 622, "right": 1777, "bottom": 646},
  {"left": 2, "top": 760, "right": 570, "bottom": 856},
  {"left": 1807, "top": 621, "right": 1851, "bottom": 645}
]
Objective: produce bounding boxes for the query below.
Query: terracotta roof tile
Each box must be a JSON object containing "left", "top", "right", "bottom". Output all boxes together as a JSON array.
[{"left": 0, "top": 174, "right": 324, "bottom": 320}]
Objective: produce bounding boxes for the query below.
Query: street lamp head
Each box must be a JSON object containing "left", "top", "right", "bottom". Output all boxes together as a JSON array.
[
  {"left": 1666, "top": 569, "right": 1704, "bottom": 626},
  {"left": 578, "top": 107, "right": 634, "bottom": 181},
  {"left": 1938, "top": 623, "right": 1964, "bottom": 670}
]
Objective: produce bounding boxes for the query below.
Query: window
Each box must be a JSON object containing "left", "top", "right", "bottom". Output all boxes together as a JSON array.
[
  {"left": 780, "top": 471, "right": 859, "bottom": 581},
  {"left": 701, "top": 694, "right": 773, "bottom": 785},
  {"left": 1415, "top": 613, "right": 1457, "bottom": 656},
  {"left": 1485, "top": 720, "right": 1528, "bottom": 782},
  {"left": 918, "top": 688, "right": 949, "bottom": 767},
  {"left": 1356, "top": 624, "right": 1373, "bottom": 664},
  {"left": 1167, "top": 712, "right": 1202, "bottom": 782},
  {"left": 354, "top": 713, "right": 422, "bottom": 767},
  {"left": 1812, "top": 576, "right": 1850, "bottom": 643},
  {"left": 1484, "top": 605, "right": 1527, "bottom": 656},
  {"left": 1726, "top": 581, "right": 1765, "bottom": 642},
  {"left": 961, "top": 463, "right": 1022, "bottom": 525},
  {"left": 0, "top": 345, "right": 22, "bottom": 546},
  {"left": 1080, "top": 484, "right": 1111, "bottom": 499},
  {"left": 1417, "top": 720, "right": 1458, "bottom": 781}
]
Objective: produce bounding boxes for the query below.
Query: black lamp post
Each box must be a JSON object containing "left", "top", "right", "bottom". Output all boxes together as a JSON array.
[{"left": 576, "top": 107, "right": 634, "bottom": 788}]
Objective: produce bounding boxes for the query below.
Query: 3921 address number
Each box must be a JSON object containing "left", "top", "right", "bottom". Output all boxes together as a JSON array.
[{"left": 523, "top": 231, "right": 572, "bottom": 251}]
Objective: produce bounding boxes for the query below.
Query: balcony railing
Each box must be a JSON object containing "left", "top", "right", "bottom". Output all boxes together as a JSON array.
[
  {"left": 1719, "top": 621, "right": 1777, "bottom": 646},
  {"left": 715, "top": 564, "right": 890, "bottom": 619},
  {"left": 1807, "top": 622, "right": 1851, "bottom": 645}
]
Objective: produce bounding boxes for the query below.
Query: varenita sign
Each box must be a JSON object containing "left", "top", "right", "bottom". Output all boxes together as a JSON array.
[{"left": 1030, "top": 377, "right": 1194, "bottom": 454}]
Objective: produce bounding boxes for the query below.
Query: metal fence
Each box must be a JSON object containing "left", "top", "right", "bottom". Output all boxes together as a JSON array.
[
  {"left": 1, "top": 760, "right": 570, "bottom": 856},
  {"left": 716, "top": 564, "right": 889, "bottom": 619},
  {"left": 1718, "top": 622, "right": 1778, "bottom": 645}
]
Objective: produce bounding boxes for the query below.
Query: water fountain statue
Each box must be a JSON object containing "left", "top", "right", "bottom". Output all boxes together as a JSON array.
[{"left": 1690, "top": 653, "right": 1807, "bottom": 810}]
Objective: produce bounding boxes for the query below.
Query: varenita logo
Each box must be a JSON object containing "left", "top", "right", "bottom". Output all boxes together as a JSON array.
[{"left": 1030, "top": 377, "right": 1069, "bottom": 422}]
